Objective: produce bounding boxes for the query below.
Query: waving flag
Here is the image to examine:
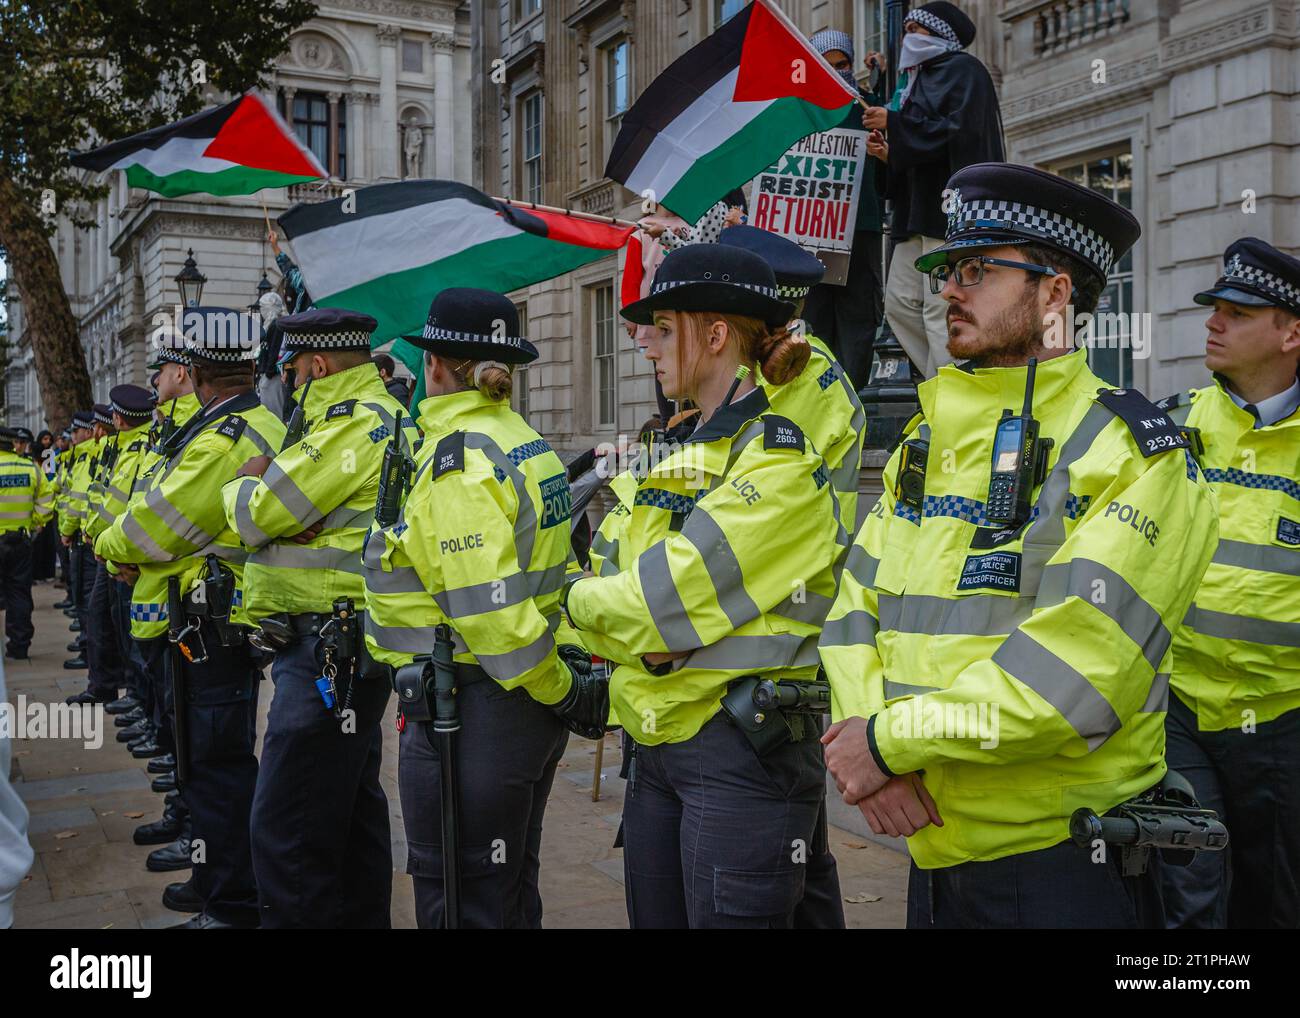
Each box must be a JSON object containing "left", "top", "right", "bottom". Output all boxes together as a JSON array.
[
  {"left": 70, "top": 91, "right": 325, "bottom": 197},
  {"left": 604, "top": 0, "right": 859, "bottom": 224}
]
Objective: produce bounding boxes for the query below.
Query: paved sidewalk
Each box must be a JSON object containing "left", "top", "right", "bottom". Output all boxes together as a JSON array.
[{"left": 7, "top": 579, "right": 907, "bottom": 928}]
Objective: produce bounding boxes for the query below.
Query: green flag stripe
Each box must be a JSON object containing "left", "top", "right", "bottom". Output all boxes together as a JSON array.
[{"left": 124, "top": 164, "right": 320, "bottom": 198}]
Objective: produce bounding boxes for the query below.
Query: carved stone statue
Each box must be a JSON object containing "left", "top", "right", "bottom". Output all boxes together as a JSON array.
[{"left": 403, "top": 121, "right": 424, "bottom": 179}]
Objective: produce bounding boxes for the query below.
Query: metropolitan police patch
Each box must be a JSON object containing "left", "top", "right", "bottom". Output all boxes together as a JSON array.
[
  {"left": 538, "top": 473, "right": 571, "bottom": 530},
  {"left": 957, "top": 551, "right": 1021, "bottom": 592}
]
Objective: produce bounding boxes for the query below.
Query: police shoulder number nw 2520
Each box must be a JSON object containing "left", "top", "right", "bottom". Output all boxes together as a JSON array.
[{"left": 1095, "top": 389, "right": 1189, "bottom": 458}]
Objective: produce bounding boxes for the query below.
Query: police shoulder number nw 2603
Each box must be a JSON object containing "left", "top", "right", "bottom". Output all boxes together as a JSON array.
[{"left": 1095, "top": 389, "right": 1189, "bottom": 458}]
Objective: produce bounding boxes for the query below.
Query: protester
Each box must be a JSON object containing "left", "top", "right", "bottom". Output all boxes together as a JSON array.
[{"left": 372, "top": 352, "right": 412, "bottom": 407}]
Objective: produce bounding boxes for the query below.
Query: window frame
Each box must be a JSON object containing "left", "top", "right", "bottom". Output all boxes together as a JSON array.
[
  {"left": 591, "top": 282, "right": 618, "bottom": 429},
  {"left": 520, "top": 90, "right": 544, "bottom": 204}
]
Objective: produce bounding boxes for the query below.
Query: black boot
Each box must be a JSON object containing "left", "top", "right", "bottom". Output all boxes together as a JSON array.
[
  {"left": 147, "top": 753, "right": 177, "bottom": 774},
  {"left": 133, "top": 802, "right": 188, "bottom": 846},
  {"left": 114, "top": 707, "right": 146, "bottom": 728},
  {"left": 131, "top": 739, "right": 165, "bottom": 759},
  {"left": 145, "top": 824, "right": 192, "bottom": 872},
  {"left": 117, "top": 720, "right": 152, "bottom": 743},
  {"left": 151, "top": 771, "right": 178, "bottom": 794},
  {"left": 162, "top": 879, "right": 204, "bottom": 914},
  {"left": 69, "top": 619, "right": 82, "bottom": 632},
  {"left": 105, "top": 695, "right": 140, "bottom": 715},
  {"left": 63, "top": 657, "right": 88, "bottom": 670},
  {"left": 64, "top": 690, "right": 107, "bottom": 705}
]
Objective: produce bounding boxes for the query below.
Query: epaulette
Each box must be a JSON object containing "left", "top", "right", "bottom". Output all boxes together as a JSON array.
[
  {"left": 432, "top": 432, "right": 465, "bottom": 479},
  {"left": 127, "top": 440, "right": 145, "bottom": 453},
  {"left": 214, "top": 415, "right": 248, "bottom": 442},
  {"left": 1094, "top": 388, "right": 1189, "bottom": 458},
  {"left": 763, "top": 414, "right": 805, "bottom": 453},
  {"left": 325, "top": 399, "right": 357, "bottom": 421}
]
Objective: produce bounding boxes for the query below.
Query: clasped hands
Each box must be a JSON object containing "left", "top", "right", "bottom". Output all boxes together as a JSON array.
[{"left": 822, "top": 715, "right": 942, "bottom": 838}]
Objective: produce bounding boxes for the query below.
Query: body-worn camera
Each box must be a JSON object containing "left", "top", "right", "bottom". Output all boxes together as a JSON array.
[{"left": 896, "top": 438, "right": 929, "bottom": 510}]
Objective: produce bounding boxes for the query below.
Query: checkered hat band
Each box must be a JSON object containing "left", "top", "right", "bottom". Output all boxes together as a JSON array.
[
  {"left": 1222, "top": 264, "right": 1300, "bottom": 307},
  {"left": 93, "top": 410, "right": 112, "bottom": 424},
  {"left": 906, "top": 8, "right": 959, "bottom": 44},
  {"left": 153, "top": 349, "right": 189, "bottom": 366},
  {"left": 950, "top": 199, "right": 1115, "bottom": 276},
  {"left": 189, "top": 348, "right": 258, "bottom": 363},
  {"left": 282, "top": 329, "right": 373, "bottom": 350},
  {"left": 111, "top": 401, "right": 151, "bottom": 419},
  {"left": 778, "top": 283, "right": 812, "bottom": 299},
  {"left": 651, "top": 278, "right": 780, "bottom": 299},
  {"left": 421, "top": 325, "right": 524, "bottom": 348}
]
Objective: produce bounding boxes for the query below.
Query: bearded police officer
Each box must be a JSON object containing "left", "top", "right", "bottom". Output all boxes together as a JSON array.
[
  {"left": 97, "top": 306, "right": 286, "bottom": 927},
  {"left": 223, "top": 308, "right": 418, "bottom": 929},
  {"left": 0, "top": 426, "right": 52, "bottom": 661},
  {"left": 820, "top": 163, "right": 1220, "bottom": 928},
  {"left": 1156, "top": 238, "right": 1300, "bottom": 929}
]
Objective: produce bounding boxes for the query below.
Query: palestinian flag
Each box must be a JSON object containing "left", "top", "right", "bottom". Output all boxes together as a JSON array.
[
  {"left": 605, "top": 0, "right": 858, "bottom": 224},
  {"left": 70, "top": 92, "right": 325, "bottom": 197},
  {"left": 277, "top": 179, "right": 633, "bottom": 376}
]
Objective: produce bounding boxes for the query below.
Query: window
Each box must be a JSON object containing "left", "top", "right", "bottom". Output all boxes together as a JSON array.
[
  {"left": 402, "top": 39, "right": 423, "bottom": 73},
  {"left": 593, "top": 284, "right": 617, "bottom": 427},
  {"left": 858, "top": 0, "right": 888, "bottom": 87},
  {"left": 513, "top": 301, "right": 531, "bottom": 420},
  {"left": 336, "top": 98, "right": 347, "bottom": 180},
  {"left": 522, "top": 92, "right": 543, "bottom": 203},
  {"left": 287, "top": 90, "right": 346, "bottom": 178},
  {"left": 519, "top": 0, "right": 542, "bottom": 21},
  {"left": 604, "top": 39, "right": 631, "bottom": 160},
  {"left": 1050, "top": 149, "right": 1135, "bottom": 387},
  {"left": 714, "top": 0, "right": 746, "bottom": 27}
]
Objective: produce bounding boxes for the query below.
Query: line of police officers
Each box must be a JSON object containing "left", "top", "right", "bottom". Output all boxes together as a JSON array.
[{"left": 31, "top": 159, "right": 1297, "bottom": 930}]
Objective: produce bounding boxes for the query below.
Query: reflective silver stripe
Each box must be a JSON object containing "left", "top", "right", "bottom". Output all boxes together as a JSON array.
[
  {"left": 320, "top": 503, "right": 375, "bottom": 531},
  {"left": 474, "top": 628, "right": 556, "bottom": 683},
  {"left": 1182, "top": 604, "right": 1300, "bottom": 648},
  {"left": 208, "top": 543, "right": 249, "bottom": 564},
  {"left": 1213, "top": 539, "right": 1300, "bottom": 577},
  {"left": 685, "top": 631, "right": 819, "bottom": 671},
  {"left": 257, "top": 541, "right": 363, "bottom": 574},
  {"left": 435, "top": 563, "right": 567, "bottom": 619},
  {"left": 120, "top": 513, "right": 174, "bottom": 563},
  {"left": 637, "top": 542, "right": 700, "bottom": 651},
  {"left": 679, "top": 506, "right": 760, "bottom": 630},
  {"left": 0, "top": 509, "right": 31, "bottom": 520},
  {"left": 844, "top": 544, "right": 878, "bottom": 589},
  {"left": 464, "top": 433, "right": 539, "bottom": 570},
  {"left": 818, "top": 609, "right": 878, "bottom": 648},
  {"left": 772, "top": 587, "right": 833, "bottom": 626},
  {"left": 365, "top": 562, "right": 426, "bottom": 595},
  {"left": 878, "top": 592, "right": 1030, "bottom": 636},
  {"left": 1140, "top": 672, "right": 1171, "bottom": 713},
  {"left": 992, "top": 630, "right": 1122, "bottom": 750},
  {"left": 105, "top": 484, "right": 130, "bottom": 502},
  {"left": 0, "top": 494, "right": 32, "bottom": 504},
  {"left": 885, "top": 680, "right": 935, "bottom": 699},
  {"left": 364, "top": 616, "right": 441, "bottom": 654},
  {"left": 242, "top": 423, "right": 278, "bottom": 458},
  {"left": 1038, "top": 558, "right": 1171, "bottom": 670},
  {"left": 231, "top": 476, "right": 273, "bottom": 548},
  {"left": 590, "top": 531, "right": 619, "bottom": 574},
  {"left": 144, "top": 487, "right": 212, "bottom": 548},
  {"left": 263, "top": 462, "right": 323, "bottom": 524},
  {"left": 1021, "top": 403, "right": 1115, "bottom": 596}
]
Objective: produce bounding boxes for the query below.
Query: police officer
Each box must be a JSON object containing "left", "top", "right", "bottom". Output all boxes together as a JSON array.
[
  {"left": 716, "top": 225, "right": 865, "bottom": 929},
  {"left": 819, "top": 163, "right": 1220, "bottom": 928},
  {"left": 83, "top": 404, "right": 127, "bottom": 720},
  {"left": 61, "top": 411, "right": 99, "bottom": 689},
  {"left": 52, "top": 430, "right": 74, "bottom": 604},
  {"left": 0, "top": 426, "right": 51, "bottom": 661},
  {"left": 97, "top": 306, "right": 286, "bottom": 928},
  {"left": 362, "top": 288, "right": 602, "bottom": 928},
  {"left": 1156, "top": 238, "right": 1300, "bottom": 929},
  {"left": 562, "top": 246, "right": 844, "bottom": 928},
  {"left": 223, "top": 308, "right": 417, "bottom": 929}
]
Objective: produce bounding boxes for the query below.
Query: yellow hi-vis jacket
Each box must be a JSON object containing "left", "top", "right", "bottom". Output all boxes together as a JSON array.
[
  {"left": 96, "top": 393, "right": 285, "bottom": 638},
  {"left": 0, "top": 450, "right": 53, "bottom": 533},
  {"left": 84, "top": 423, "right": 152, "bottom": 543},
  {"left": 1162, "top": 381, "right": 1300, "bottom": 731},
  {"left": 820, "top": 349, "right": 1220, "bottom": 869},
  {"left": 362, "top": 389, "right": 579, "bottom": 705},
  {"left": 59, "top": 438, "right": 100, "bottom": 537},
  {"left": 566, "top": 386, "right": 846, "bottom": 746},
  {"left": 222, "top": 363, "right": 420, "bottom": 622},
  {"left": 761, "top": 333, "right": 867, "bottom": 528}
]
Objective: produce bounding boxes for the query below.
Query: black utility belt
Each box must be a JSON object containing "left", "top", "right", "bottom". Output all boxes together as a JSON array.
[
  {"left": 719, "top": 676, "right": 830, "bottom": 756},
  {"left": 0, "top": 528, "right": 30, "bottom": 542}
]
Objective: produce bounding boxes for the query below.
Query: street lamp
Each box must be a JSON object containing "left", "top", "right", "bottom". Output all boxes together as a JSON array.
[
  {"left": 174, "top": 248, "right": 206, "bottom": 307},
  {"left": 248, "top": 269, "right": 273, "bottom": 313}
]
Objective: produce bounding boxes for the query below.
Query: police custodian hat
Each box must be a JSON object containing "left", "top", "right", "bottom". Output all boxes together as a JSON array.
[
  {"left": 1194, "top": 237, "right": 1300, "bottom": 318},
  {"left": 182, "top": 306, "right": 261, "bottom": 363},
  {"left": 718, "top": 225, "right": 826, "bottom": 301},
  {"left": 404, "top": 288, "right": 539, "bottom": 365},
  {"left": 92, "top": 404, "right": 114, "bottom": 426},
  {"left": 915, "top": 163, "right": 1141, "bottom": 284},
  {"left": 277, "top": 307, "right": 376, "bottom": 367},
  {"left": 71, "top": 411, "right": 94, "bottom": 430}
]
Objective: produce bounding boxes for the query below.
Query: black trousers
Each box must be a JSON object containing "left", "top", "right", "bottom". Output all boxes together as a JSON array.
[
  {"left": 71, "top": 541, "right": 95, "bottom": 652},
  {"left": 802, "top": 228, "right": 884, "bottom": 391},
  {"left": 399, "top": 678, "right": 568, "bottom": 929},
  {"left": 906, "top": 838, "right": 1164, "bottom": 929},
  {"left": 138, "top": 636, "right": 175, "bottom": 755},
  {"left": 1162, "top": 695, "right": 1300, "bottom": 929},
  {"left": 86, "top": 563, "right": 124, "bottom": 699},
  {"left": 792, "top": 793, "right": 846, "bottom": 929},
  {"left": 0, "top": 532, "right": 34, "bottom": 655},
  {"left": 32, "top": 521, "right": 57, "bottom": 581},
  {"left": 110, "top": 580, "right": 148, "bottom": 702},
  {"left": 55, "top": 525, "right": 70, "bottom": 584},
  {"left": 177, "top": 630, "right": 260, "bottom": 925},
  {"left": 622, "top": 715, "right": 828, "bottom": 929},
  {"left": 249, "top": 637, "right": 393, "bottom": 929}
]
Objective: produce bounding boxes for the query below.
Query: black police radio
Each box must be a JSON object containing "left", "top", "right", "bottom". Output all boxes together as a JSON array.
[{"left": 985, "top": 357, "right": 1053, "bottom": 526}]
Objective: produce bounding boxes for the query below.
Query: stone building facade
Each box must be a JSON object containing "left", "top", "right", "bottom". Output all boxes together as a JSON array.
[
  {"left": 4, "top": 0, "right": 473, "bottom": 433},
  {"left": 470, "top": 0, "right": 1297, "bottom": 464}
]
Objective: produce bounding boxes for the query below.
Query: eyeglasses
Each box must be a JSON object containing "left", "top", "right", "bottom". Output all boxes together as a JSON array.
[{"left": 927, "top": 255, "right": 1059, "bottom": 295}]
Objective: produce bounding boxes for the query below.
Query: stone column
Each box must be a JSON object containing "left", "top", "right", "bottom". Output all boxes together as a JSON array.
[
  {"left": 327, "top": 91, "right": 341, "bottom": 178},
  {"left": 376, "top": 25, "right": 401, "bottom": 180},
  {"left": 431, "top": 30, "right": 456, "bottom": 178},
  {"left": 347, "top": 91, "right": 366, "bottom": 182}
]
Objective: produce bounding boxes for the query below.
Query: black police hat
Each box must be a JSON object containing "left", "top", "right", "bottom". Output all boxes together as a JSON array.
[
  {"left": 915, "top": 163, "right": 1141, "bottom": 284},
  {"left": 92, "top": 404, "right": 114, "bottom": 426},
  {"left": 621, "top": 244, "right": 796, "bottom": 329},
  {"left": 14, "top": 427, "right": 34, "bottom": 444},
  {"left": 277, "top": 307, "right": 377, "bottom": 366},
  {"left": 0, "top": 427, "right": 21, "bottom": 443},
  {"left": 907, "top": 2, "right": 976, "bottom": 48},
  {"left": 718, "top": 226, "right": 825, "bottom": 301},
  {"left": 403, "top": 288, "right": 539, "bottom": 365},
  {"left": 1194, "top": 238, "right": 1300, "bottom": 317},
  {"left": 110, "top": 384, "right": 157, "bottom": 422},
  {"left": 71, "top": 411, "right": 94, "bottom": 429}
]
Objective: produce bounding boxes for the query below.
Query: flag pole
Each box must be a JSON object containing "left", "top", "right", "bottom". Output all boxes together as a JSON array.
[{"left": 494, "top": 196, "right": 638, "bottom": 230}]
